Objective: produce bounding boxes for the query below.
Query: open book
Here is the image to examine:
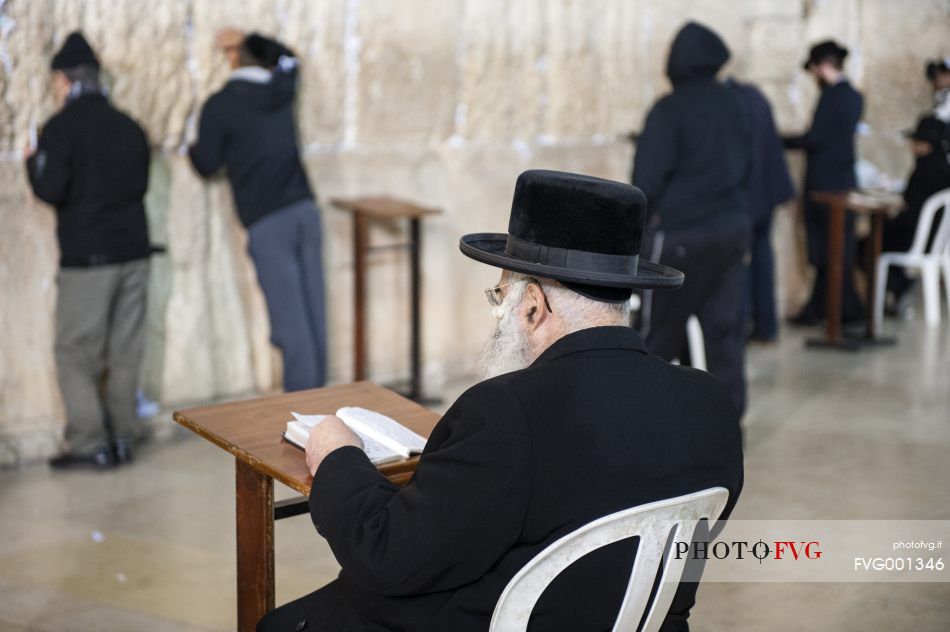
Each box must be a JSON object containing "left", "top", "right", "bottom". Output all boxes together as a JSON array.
[{"left": 283, "top": 406, "right": 427, "bottom": 466}]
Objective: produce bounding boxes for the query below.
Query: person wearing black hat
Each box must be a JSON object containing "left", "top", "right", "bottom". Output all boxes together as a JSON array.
[
  {"left": 25, "top": 31, "right": 151, "bottom": 470},
  {"left": 784, "top": 39, "right": 865, "bottom": 326},
  {"left": 876, "top": 116, "right": 950, "bottom": 313},
  {"left": 258, "top": 170, "right": 743, "bottom": 632},
  {"left": 189, "top": 28, "right": 326, "bottom": 392},
  {"left": 925, "top": 57, "right": 950, "bottom": 123},
  {"left": 632, "top": 21, "right": 753, "bottom": 416}
]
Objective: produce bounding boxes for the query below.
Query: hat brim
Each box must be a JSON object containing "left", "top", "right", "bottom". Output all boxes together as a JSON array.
[{"left": 459, "top": 233, "right": 684, "bottom": 290}]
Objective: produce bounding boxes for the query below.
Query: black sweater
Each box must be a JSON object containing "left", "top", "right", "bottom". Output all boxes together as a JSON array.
[
  {"left": 784, "top": 80, "right": 863, "bottom": 191},
  {"left": 632, "top": 23, "right": 751, "bottom": 230},
  {"left": 26, "top": 94, "right": 151, "bottom": 268},
  {"left": 189, "top": 36, "right": 313, "bottom": 227}
]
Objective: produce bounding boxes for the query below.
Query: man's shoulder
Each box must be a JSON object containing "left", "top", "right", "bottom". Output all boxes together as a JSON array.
[{"left": 455, "top": 374, "right": 527, "bottom": 411}]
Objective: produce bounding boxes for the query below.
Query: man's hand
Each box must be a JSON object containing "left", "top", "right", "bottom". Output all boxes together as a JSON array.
[
  {"left": 23, "top": 143, "right": 36, "bottom": 160},
  {"left": 214, "top": 27, "right": 245, "bottom": 51},
  {"left": 305, "top": 415, "right": 363, "bottom": 476}
]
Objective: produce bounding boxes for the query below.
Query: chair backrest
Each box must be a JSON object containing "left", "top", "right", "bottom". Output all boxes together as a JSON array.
[
  {"left": 908, "top": 188, "right": 950, "bottom": 255},
  {"left": 489, "top": 487, "right": 730, "bottom": 632}
]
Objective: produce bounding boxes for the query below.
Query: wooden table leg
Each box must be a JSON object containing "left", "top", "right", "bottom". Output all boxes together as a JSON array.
[
  {"left": 235, "top": 459, "right": 274, "bottom": 631},
  {"left": 353, "top": 212, "right": 368, "bottom": 381},
  {"left": 825, "top": 199, "right": 845, "bottom": 344},
  {"left": 408, "top": 217, "right": 421, "bottom": 401},
  {"left": 806, "top": 197, "right": 858, "bottom": 350}
]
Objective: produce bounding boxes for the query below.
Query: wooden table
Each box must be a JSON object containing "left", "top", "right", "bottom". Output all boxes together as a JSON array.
[
  {"left": 330, "top": 196, "right": 442, "bottom": 401},
  {"left": 173, "top": 381, "right": 440, "bottom": 632},
  {"left": 808, "top": 191, "right": 903, "bottom": 349}
]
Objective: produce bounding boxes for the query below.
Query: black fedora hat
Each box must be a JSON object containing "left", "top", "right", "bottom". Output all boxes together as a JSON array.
[
  {"left": 803, "top": 40, "right": 848, "bottom": 70},
  {"left": 459, "top": 170, "right": 684, "bottom": 301}
]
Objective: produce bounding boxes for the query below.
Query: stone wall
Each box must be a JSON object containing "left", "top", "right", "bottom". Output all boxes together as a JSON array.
[{"left": 1, "top": 0, "right": 947, "bottom": 463}]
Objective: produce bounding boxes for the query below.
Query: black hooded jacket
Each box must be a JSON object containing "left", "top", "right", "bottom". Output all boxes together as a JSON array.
[
  {"left": 189, "top": 35, "right": 313, "bottom": 228},
  {"left": 632, "top": 23, "right": 752, "bottom": 230}
]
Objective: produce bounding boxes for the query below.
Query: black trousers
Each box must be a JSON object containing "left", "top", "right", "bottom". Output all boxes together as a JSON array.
[
  {"left": 258, "top": 577, "right": 358, "bottom": 631},
  {"left": 638, "top": 219, "right": 751, "bottom": 417},
  {"left": 746, "top": 214, "right": 778, "bottom": 339}
]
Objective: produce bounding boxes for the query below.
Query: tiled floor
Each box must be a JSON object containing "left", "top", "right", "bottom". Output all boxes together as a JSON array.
[{"left": 1, "top": 317, "right": 948, "bottom": 631}]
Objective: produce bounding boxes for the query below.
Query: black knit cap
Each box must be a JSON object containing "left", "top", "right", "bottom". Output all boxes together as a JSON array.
[
  {"left": 459, "top": 170, "right": 684, "bottom": 302},
  {"left": 51, "top": 31, "right": 99, "bottom": 71},
  {"left": 803, "top": 40, "right": 848, "bottom": 70}
]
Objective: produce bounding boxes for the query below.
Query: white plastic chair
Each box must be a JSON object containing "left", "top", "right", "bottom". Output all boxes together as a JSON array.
[
  {"left": 489, "top": 487, "right": 729, "bottom": 632},
  {"left": 874, "top": 188, "right": 950, "bottom": 329}
]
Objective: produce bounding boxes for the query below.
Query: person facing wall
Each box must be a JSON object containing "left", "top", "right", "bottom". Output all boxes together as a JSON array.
[
  {"left": 632, "top": 21, "right": 753, "bottom": 417},
  {"left": 925, "top": 57, "right": 950, "bottom": 123},
  {"left": 784, "top": 40, "right": 864, "bottom": 326},
  {"left": 725, "top": 77, "right": 796, "bottom": 343},
  {"left": 25, "top": 32, "right": 152, "bottom": 469},
  {"left": 189, "top": 28, "right": 326, "bottom": 392}
]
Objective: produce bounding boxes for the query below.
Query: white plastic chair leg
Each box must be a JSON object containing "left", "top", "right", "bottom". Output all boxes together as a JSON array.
[
  {"left": 942, "top": 256, "right": 950, "bottom": 317},
  {"left": 873, "top": 258, "right": 890, "bottom": 333},
  {"left": 921, "top": 262, "right": 941, "bottom": 327},
  {"left": 685, "top": 316, "right": 706, "bottom": 372}
]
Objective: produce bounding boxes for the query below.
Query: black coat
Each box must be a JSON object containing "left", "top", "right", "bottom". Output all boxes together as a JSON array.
[
  {"left": 26, "top": 94, "right": 151, "bottom": 268},
  {"left": 727, "top": 80, "right": 795, "bottom": 227},
  {"left": 304, "top": 326, "right": 744, "bottom": 631},
  {"left": 784, "top": 80, "right": 863, "bottom": 265},
  {"left": 785, "top": 80, "right": 863, "bottom": 192},
  {"left": 189, "top": 36, "right": 313, "bottom": 228},
  {"left": 632, "top": 23, "right": 751, "bottom": 230},
  {"left": 886, "top": 149, "right": 950, "bottom": 252}
]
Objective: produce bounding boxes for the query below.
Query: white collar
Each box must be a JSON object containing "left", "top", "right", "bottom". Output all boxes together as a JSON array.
[{"left": 229, "top": 66, "right": 272, "bottom": 84}]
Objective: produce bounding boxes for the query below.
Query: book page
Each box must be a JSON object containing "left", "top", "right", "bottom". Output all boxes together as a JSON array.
[
  {"left": 289, "top": 412, "right": 403, "bottom": 465},
  {"left": 335, "top": 407, "right": 426, "bottom": 457}
]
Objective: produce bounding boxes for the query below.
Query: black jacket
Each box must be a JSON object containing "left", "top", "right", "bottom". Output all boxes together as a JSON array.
[
  {"left": 189, "top": 36, "right": 313, "bottom": 228},
  {"left": 308, "top": 326, "right": 744, "bottom": 631},
  {"left": 26, "top": 93, "right": 151, "bottom": 268},
  {"left": 632, "top": 23, "right": 752, "bottom": 230},
  {"left": 887, "top": 146, "right": 950, "bottom": 249},
  {"left": 784, "top": 80, "right": 863, "bottom": 192},
  {"left": 727, "top": 79, "right": 795, "bottom": 227}
]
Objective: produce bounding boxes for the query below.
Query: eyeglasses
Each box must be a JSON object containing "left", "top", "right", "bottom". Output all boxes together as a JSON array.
[{"left": 484, "top": 277, "right": 553, "bottom": 313}]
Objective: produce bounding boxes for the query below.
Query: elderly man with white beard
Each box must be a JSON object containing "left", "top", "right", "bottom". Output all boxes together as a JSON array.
[{"left": 259, "top": 170, "right": 744, "bottom": 632}]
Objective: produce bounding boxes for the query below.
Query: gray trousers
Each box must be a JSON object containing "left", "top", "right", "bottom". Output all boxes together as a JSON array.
[
  {"left": 55, "top": 258, "right": 149, "bottom": 454},
  {"left": 247, "top": 198, "right": 327, "bottom": 392}
]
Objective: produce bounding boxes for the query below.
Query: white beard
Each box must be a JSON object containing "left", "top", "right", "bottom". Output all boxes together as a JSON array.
[{"left": 477, "top": 301, "right": 533, "bottom": 379}]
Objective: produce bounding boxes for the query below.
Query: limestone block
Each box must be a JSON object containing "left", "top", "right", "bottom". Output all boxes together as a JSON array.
[
  {"left": 355, "top": 0, "right": 460, "bottom": 144},
  {"left": 0, "top": 0, "right": 192, "bottom": 149},
  {"left": 456, "top": 0, "right": 546, "bottom": 140},
  {"left": 0, "top": 163, "right": 62, "bottom": 445},
  {"left": 158, "top": 156, "right": 269, "bottom": 404},
  {"left": 744, "top": 17, "right": 805, "bottom": 83}
]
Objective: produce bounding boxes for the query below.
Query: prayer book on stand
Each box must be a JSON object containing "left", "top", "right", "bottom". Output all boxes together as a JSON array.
[{"left": 283, "top": 406, "right": 427, "bottom": 465}]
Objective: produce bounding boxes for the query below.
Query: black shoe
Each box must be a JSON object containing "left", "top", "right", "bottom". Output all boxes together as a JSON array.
[
  {"left": 114, "top": 439, "right": 134, "bottom": 465},
  {"left": 49, "top": 446, "right": 117, "bottom": 470}
]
